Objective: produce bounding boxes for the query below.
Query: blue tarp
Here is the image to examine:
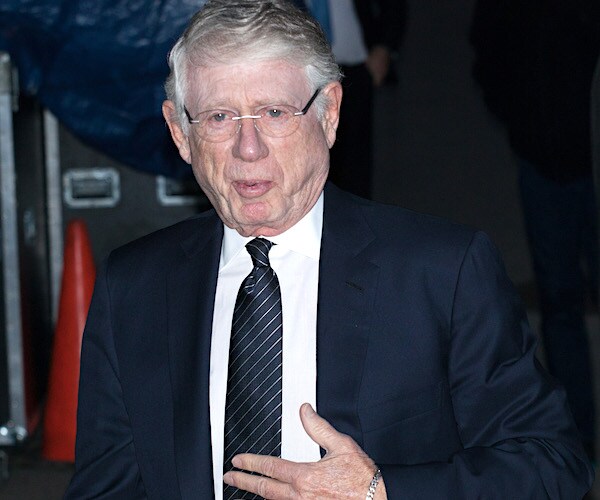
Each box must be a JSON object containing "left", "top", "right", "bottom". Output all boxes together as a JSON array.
[{"left": 0, "top": 0, "right": 206, "bottom": 178}]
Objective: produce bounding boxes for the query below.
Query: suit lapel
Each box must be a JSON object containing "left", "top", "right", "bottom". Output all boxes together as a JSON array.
[
  {"left": 316, "top": 184, "right": 379, "bottom": 450},
  {"left": 167, "top": 214, "right": 223, "bottom": 499}
]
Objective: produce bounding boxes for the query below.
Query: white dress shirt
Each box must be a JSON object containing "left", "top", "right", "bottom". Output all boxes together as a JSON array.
[{"left": 210, "top": 193, "right": 324, "bottom": 499}]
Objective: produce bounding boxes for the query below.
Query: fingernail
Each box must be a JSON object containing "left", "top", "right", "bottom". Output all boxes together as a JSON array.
[{"left": 231, "top": 456, "right": 240, "bottom": 467}]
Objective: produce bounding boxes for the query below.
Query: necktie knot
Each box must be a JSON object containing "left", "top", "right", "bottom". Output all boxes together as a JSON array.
[{"left": 246, "top": 237, "right": 274, "bottom": 268}]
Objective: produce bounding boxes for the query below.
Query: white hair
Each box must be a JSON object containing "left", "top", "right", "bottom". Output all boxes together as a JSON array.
[{"left": 164, "top": 0, "right": 342, "bottom": 130}]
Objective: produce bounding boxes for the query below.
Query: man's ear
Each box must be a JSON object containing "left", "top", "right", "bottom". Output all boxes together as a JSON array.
[
  {"left": 162, "top": 100, "right": 192, "bottom": 164},
  {"left": 321, "top": 81, "right": 343, "bottom": 149}
]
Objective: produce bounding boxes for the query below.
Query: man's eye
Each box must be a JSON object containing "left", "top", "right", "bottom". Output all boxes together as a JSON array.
[
  {"left": 210, "top": 112, "right": 229, "bottom": 123},
  {"left": 266, "top": 108, "right": 285, "bottom": 119}
]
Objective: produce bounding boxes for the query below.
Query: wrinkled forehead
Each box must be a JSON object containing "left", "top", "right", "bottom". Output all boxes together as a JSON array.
[{"left": 185, "top": 58, "right": 312, "bottom": 109}]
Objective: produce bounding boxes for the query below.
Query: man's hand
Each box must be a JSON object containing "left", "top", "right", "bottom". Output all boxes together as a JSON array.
[
  {"left": 222, "top": 403, "right": 386, "bottom": 499},
  {"left": 365, "top": 45, "right": 391, "bottom": 87}
]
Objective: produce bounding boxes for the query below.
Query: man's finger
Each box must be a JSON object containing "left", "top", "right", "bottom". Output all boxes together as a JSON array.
[
  {"left": 299, "top": 403, "right": 353, "bottom": 453},
  {"left": 231, "top": 453, "right": 300, "bottom": 484},
  {"left": 223, "top": 469, "right": 295, "bottom": 499}
]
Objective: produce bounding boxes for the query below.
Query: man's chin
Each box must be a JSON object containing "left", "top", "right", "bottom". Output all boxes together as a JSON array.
[{"left": 229, "top": 214, "right": 290, "bottom": 238}]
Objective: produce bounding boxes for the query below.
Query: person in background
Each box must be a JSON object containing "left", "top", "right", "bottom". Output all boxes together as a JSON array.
[
  {"left": 65, "top": 1, "right": 593, "bottom": 498},
  {"left": 292, "top": 0, "right": 406, "bottom": 199},
  {"left": 471, "top": 0, "right": 600, "bottom": 462}
]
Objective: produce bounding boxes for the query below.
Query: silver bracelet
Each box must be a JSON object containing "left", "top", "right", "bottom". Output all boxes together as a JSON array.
[{"left": 366, "top": 468, "right": 382, "bottom": 500}]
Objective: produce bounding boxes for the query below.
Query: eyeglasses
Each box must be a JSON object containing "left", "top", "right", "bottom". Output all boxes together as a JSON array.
[{"left": 184, "top": 88, "right": 321, "bottom": 143}]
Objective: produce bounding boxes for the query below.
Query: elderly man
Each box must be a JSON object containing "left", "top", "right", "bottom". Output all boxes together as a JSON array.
[{"left": 65, "top": 1, "right": 593, "bottom": 498}]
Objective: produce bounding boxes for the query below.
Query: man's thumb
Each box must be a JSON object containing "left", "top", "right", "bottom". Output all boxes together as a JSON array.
[{"left": 299, "top": 403, "right": 343, "bottom": 453}]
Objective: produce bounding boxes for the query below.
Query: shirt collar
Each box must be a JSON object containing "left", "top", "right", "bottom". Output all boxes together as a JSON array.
[{"left": 220, "top": 191, "right": 324, "bottom": 269}]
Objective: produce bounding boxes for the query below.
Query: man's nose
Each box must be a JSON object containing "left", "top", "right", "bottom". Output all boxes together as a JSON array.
[{"left": 231, "top": 117, "right": 269, "bottom": 162}]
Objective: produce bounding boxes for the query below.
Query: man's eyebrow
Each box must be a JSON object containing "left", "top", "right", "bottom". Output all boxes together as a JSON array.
[
  {"left": 194, "top": 101, "right": 237, "bottom": 111},
  {"left": 193, "top": 92, "right": 303, "bottom": 111}
]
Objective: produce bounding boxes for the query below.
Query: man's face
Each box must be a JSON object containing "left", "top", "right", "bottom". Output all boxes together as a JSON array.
[{"left": 163, "top": 60, "right": 342, "bottom": 237}]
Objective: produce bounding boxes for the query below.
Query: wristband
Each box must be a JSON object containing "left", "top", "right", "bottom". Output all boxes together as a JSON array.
[{"left": 366, "top": 468, "right": 382, "bottom": 500}]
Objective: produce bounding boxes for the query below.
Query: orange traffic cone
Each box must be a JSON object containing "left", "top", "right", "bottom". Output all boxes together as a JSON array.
[{"left": 42, "top": 219, "right": 95, "bottom": 462}]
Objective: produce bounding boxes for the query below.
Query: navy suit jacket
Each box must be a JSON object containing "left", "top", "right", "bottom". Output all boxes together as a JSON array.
[{"left": 66, "top": 184, "right": 593, "bottom": 499}]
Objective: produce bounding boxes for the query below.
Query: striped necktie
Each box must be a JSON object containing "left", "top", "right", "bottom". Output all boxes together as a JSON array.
[{"left": 223, "top": 238, "right": 283, "bottom": 500}]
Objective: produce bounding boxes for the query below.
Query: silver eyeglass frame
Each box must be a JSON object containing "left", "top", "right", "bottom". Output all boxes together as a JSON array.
[{"left": 183, "top": 88, "right": 321, "bottom": 142}]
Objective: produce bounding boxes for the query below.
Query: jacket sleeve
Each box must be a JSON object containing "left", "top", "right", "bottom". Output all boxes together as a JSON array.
[
  {"left": 64, "top": 259, "right": 147, "bottom": 499},
  {"left": 380, "top": 231, "right": 594, "bottom": 499}
]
